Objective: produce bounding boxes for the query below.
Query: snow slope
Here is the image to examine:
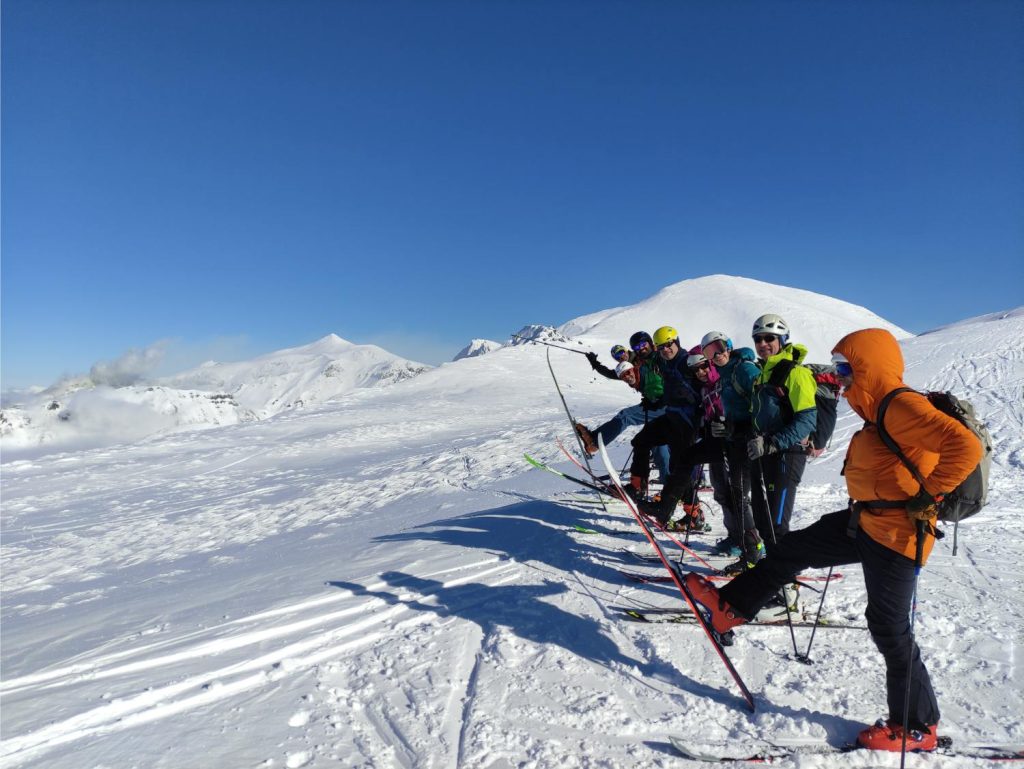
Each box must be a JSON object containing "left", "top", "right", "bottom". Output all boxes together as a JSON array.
[{"left": 1, "top": 296, "right": 1021, "bottom": 768}]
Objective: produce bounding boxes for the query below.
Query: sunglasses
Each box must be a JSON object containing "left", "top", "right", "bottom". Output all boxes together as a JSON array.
[
  {"left": 657, "top": 341, "right": 676, "bottom": 351},
  {"left": 693, "top": 362, "right": 710, "bottom": 371},
  {"left": 753, "top": 334, "right": 778, "bottom": 344},
  {"left": 835, "top": 361, "right": 854, "bottom": 377}
]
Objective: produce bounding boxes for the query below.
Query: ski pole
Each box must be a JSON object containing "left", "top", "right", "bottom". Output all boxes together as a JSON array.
[
  {"left": 755, "top": 455, "right": 802, "bottom": 661},
  {"left": 546, "top": 349, "right": 603, "bottom": 482},
  {"left": 512, "top": 333, "right": 589, "bottom": 355},
  {"left": 900, "top": 520, "right": 926, "bottom": 769},
  {"left": 798, "top": 566, "right": 834, "bottom": 663}
]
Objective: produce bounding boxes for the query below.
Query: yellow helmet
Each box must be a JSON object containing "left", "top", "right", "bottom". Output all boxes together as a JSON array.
[{"left": 652, "top": 326, "right": 679, "bottom": 347}]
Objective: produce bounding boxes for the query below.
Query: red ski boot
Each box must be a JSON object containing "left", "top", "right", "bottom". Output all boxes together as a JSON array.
[
  {"left": 857, "top": 720, "right": 939, "bottom": 752},
  {"left": 682, "top": 573, "right": 749, "bottom": 635}
]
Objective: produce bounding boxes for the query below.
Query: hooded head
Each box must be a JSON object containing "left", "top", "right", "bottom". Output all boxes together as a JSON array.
[{"left": 831, "top": 328, "right": 905, "bottom": 422}]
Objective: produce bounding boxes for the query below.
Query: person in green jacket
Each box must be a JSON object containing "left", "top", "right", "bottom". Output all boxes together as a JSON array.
[
  {"left": 746, "top": 314, "right": 817, "bottom": 551},
  {"left": 575, "top": 331, "right": 671, "bottom": 482}
]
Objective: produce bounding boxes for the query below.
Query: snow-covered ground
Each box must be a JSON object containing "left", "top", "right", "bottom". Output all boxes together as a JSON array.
[{"left": 2, "top": 283, "right": 1021, "bottom": 768}]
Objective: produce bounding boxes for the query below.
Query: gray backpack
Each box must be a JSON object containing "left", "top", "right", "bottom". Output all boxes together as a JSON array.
[{"left": 876, "top": 387, "right": 993, "bottom": 554}]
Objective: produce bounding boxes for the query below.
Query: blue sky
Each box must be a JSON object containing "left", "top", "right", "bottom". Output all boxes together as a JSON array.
[{"left": 3, "top": 0, "right": 1022, "bottom": 388}]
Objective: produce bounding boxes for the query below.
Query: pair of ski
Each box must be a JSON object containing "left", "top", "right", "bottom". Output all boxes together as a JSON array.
[
  {"left": 618, "top": 567, "right": 843, "bottom": 587},
  {"left": 667, "top": 735, "right": 1023, "bottom": 763},
  {"left": 611, "top": 604, "right": 865, "bottom": 630},
  {"left": 587, "top": 436, "right": 759, "bottom": 711},
  {"left": 524, "top": 452, "right": 720, "bottom": 574}
]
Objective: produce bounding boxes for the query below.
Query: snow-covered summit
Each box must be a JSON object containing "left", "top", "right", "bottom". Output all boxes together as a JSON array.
[
  {"left": 453, "top": 339, "right": 503, "bottom": 361},
  {"left": 162, "top": 333, "right": 429, "bottom": 415},
  {"left": 560, "top": 274, "right": 910, "bottom": 362},
  {"left": 0, "top": 334, "right": 430, "bottom": 455}
]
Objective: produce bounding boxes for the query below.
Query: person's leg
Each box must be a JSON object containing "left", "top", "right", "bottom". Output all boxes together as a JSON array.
[
  {"left": 752, "top": 451, "right": 807, "bottom": 551},
  {"left": 725, "top": 432, "right": 759, "bottom": 561},
  {"left": 652, "top": 444, "right": 671, "bottom": 484},
  {"left": 595, "top": 403, "right": 645, "bottom": 446},
  {"left": 718, "top": 509, "right": 859, "bottom": 618},
  {"left": 749, "top": 452, "right": 772, "bottom": 545},
  {"left": 858, "top": 531, "right": 940, "bottom": 730},
  {"left": 630, "top": 415, "right": 675, "bottom": 489},
  {"left": 709, "top": 460, "right": 736, "bottom": 539}
]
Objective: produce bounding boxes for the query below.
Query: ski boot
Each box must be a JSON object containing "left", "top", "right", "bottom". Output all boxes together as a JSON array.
[
  {"left": 618, "top": 474, "right": 648, "bottom": 505},
  {"left": 857, "top": 720, "right": 939, "bottom": 752},
  {"left": 638, "top": 486, "right": 679, "bottom": 526},
  {"left": 682, "top": 573, "right": 749, "bottom": 635},
  {"left": 722, "top": 531, "right": 765, "bottom": 575},
  {"left": 713, "top": 537, "right": 742, "bottom": 557},
  {"left": 574, "top": 423, "right": 598, "bottom": 456}
]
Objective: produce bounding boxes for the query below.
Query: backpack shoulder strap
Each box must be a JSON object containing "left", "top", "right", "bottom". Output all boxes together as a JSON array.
[
  {"left": 875, "top": 387, "right": 928, "bottom": 488},
  {"left": 766, "top": 358, "right": 796, "bottom": 391}
]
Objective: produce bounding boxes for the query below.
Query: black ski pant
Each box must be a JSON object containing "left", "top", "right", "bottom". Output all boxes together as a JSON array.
[
  {"left": 660, "top": 430, "right": 757, "bottom": 549},
  {"left": 630, "top": 412, "right": 697, "bottom": 495},
  {"left": 723, "top": 426, "right": 758, "bottom": 554},
  {"left": 719, "top": 508, "right": 940, "bottom": 729},
  {"left": 751, "top": 450, "right": 807, "bottom": 550}
]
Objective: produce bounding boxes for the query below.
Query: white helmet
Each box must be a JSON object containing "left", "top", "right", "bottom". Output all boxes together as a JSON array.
[
  {"left": 686, "top": 353, "right": 708, "bottom": 369},
  {"left": 615, "top": 361, "right": 635, "bottom": 378},
  {"left": 752, "top": 313, "right": 790, "bottom": 344},
  {"left": 700, "top": 330, "right": 733, "bottom": 352}
]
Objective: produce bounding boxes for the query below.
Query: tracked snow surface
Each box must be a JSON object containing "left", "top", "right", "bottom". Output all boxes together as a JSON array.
[{"left": 2, "top": 280, "right": 1021, "bottom": 768}]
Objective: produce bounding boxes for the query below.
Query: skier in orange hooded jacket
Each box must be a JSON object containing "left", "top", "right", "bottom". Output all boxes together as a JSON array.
[{"left": 683, "top": 328, "right": 982, "bottom": 752}]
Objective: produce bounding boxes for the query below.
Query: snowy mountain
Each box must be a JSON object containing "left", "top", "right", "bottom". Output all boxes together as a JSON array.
[
  {"left": 0, "top": 335, "right": 430, "bottom": 456},
  {"left": 561, "top": 274, "right": 911, "bottom": 363},
  {"left": 453, "top": 339, "right": 503, "bottom": 361},
  {"left": 2, "top": 284, "right": 1022, "bottom": 768}
]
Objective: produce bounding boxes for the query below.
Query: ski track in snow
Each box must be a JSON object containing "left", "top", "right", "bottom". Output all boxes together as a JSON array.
[{"left": 2, "top": 310, "right": 1023, "bottom": 767}]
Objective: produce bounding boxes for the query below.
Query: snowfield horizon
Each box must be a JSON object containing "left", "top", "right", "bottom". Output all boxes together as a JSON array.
[{"left": 2, "top": 278, "right": 1022, "bottom": 768}]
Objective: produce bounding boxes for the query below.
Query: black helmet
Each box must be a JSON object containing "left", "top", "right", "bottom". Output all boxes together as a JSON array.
[{"left": 629, "top": 331, "right": 654, "bottom": 351}]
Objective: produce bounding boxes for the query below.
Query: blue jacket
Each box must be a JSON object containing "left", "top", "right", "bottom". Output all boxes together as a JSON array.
[
  {"left": 751, "top": 343, "right": 817, "bottom": 452},
  {"left": 656, "top": 352, "right": 701, "bottom": 427},
  {"left": 716, "top": 347, "right": 759, "bottom": 425}
]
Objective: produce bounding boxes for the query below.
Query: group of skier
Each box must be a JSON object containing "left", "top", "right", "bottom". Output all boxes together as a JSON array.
[
  {"left": 572, "top": 316, "right": 983, "bottom": 753},
  {"left": 576, "top": 313, "right": 816, "bottom": 576}
]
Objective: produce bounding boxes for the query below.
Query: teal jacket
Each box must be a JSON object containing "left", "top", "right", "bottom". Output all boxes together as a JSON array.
[
  {"left": 751, "top": 344, "right": 818, "bottom": 451},
  {"left": 717, "top": 347, "right": 759, "bottom": 424}
]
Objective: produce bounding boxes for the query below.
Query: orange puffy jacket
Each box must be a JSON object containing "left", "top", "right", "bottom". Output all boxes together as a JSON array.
[{"left": 834, "top": 329, "right": 982, "bottom": 562}]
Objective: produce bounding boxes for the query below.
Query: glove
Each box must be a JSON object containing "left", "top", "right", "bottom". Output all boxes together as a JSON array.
[
  {"left": 710, "top": 420, "right": 728, "bottom": 438},
  {"left": 585, "top": 352, "right": 599, "bottom": 369},
  {"left": 747, "top": 436, "right": 777, "bottom": 460},
  {"left": 906, "top": 488, "right": 943, "bottom": 521}
]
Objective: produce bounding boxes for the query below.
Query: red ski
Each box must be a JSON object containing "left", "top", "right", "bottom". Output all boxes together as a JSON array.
[{"left": 596, "top": 436, "right": 756, "bottom": 712}]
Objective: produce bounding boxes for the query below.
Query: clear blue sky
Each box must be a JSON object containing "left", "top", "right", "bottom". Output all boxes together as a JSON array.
[{"left": 3, "top": 0, "right": 1022, "bottom": 388}]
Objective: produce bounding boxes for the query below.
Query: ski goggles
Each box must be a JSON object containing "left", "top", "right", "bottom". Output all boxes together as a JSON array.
[
  {"left": 831, "top": 353, "right": 853, "bottom": 378},
  {"left": 632, "top": 341, "right": 652, "bottom": 352},
  {"left": 611, "top": 346, "right": 629, "bottom": 361},
  {"left": 752, "top": 334, "right": 778, "bottom": 345},
  {"left": 702, "top": 341, "right": 728, "bottom": 357}
]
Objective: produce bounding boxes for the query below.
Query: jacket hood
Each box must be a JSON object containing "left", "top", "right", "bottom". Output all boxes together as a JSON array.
[{"left": 832, "top": 328, "right": 905, "bottom": 422}]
